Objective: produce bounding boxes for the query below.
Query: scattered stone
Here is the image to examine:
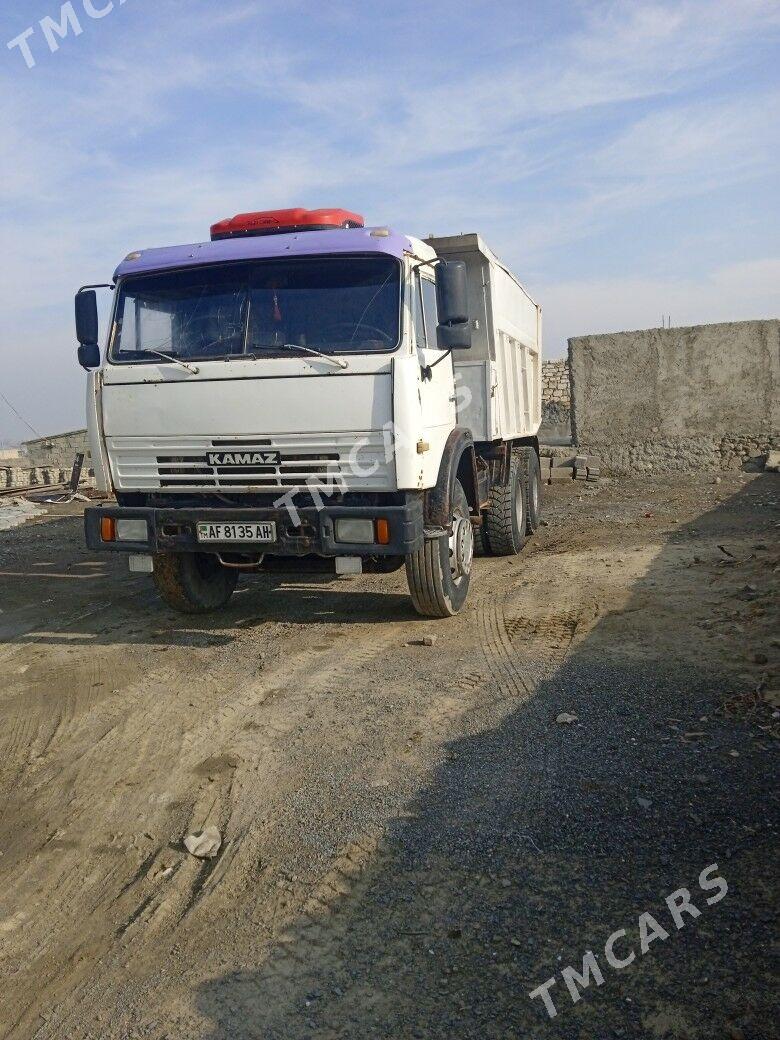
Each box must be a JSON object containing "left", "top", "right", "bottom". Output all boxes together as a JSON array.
[
  {"left": 184, "top": 825, "right": 222, "bottom": 859},
  {"left": 555, "top": 712, "right": 578, "bottom": 725},
  {"left": 763, "top": 450, "right": 780, "bottom": 471},
  {"left": 405, "top": 635, "right": 438, "bottom": 647}
]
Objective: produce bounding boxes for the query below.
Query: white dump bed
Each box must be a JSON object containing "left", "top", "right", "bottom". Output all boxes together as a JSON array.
[{"left": 426, "top": 234, "right": 542, "bottom": 443}]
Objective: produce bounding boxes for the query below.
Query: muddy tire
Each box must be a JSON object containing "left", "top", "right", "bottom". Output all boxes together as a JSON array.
[
  {"left": 153, "top": 552, "right": 238, "bottom": 613},
  {"left": 483, "top": 450, "right": 528, "bottom": 556},
  {"left": 406, "top": 480, "right": 473, "bottom": 618},
  {"left": 518, "top": 446, "right": 542, "bottom": 533}
]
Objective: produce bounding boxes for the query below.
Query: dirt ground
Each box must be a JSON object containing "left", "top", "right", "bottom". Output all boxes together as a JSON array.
[{"left": 0, "top": 473, "right": 777, "bottom": 1040}]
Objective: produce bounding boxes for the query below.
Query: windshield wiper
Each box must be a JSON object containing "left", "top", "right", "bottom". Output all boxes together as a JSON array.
[
  {"left": 137, "top": 349, "right": 200, "bottom": 375},
  {"left": 276, "top": 344, "right": 349, "bottom": 370}
]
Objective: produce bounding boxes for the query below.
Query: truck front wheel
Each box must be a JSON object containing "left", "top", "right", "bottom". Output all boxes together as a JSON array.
[
  {"left": 406, "top": 479, "right": 473, "bottom": 618},
  {"left": 153, "top": 552, "right": 238, "bottom": 613}
]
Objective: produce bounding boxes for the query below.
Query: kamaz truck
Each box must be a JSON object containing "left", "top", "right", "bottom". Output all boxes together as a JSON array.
[{"left": 76, "top": 207, "right": 543, "bottom": 617}]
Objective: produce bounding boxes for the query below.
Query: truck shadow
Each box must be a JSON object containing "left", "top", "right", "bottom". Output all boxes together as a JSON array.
[
  {"left": 191, "top": 476, "right": 778, "bottom": 1039},
  {"left": 1, "top": 571, "right": 417, "bottom": 649}
]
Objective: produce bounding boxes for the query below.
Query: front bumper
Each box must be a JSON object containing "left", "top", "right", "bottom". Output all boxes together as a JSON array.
[{"left": 84, "top": 498, "right": 423, "bottom": 558}]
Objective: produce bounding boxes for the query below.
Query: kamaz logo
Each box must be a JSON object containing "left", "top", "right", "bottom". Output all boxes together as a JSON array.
[{"left": 206, "top": 451, "right": 281, "bottom": 467}]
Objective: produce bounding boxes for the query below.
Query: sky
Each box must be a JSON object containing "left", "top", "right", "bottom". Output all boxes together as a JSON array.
[{"left": 0, "top": 0, "right": 778, "bottom": 444}]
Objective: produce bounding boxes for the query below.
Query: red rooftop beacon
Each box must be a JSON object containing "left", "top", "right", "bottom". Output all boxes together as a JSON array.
[{"left": 210, "top": 207, "right": 365, "bottom": 241}]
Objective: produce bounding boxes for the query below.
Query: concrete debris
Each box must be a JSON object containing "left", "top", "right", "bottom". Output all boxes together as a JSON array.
[
  {"left": 184, "top": 825, "right": 222, "bottom": 859},
  {"left": 636, "top": 797, "right": 652, "bottom": 810},
  {"left": 555, "top": 712, "right": 578, "bottom": 725},
  {"left": 573, "top": 455, "right": 602, "bottom": 482},
  {"left": 0, "top": 498, "right": 43, "bottom": 532},
  {"left": 764, "top": 450, "right": 780, "bottom": 471}
]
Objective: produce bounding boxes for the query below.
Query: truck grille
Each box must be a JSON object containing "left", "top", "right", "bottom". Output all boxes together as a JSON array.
[{"left": 107, "top": 434, "right": 393, "bottom": 493}]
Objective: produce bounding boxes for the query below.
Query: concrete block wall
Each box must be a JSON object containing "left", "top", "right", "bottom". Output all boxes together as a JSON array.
[
  {"left": 21, "top": 429, "right": 90, "bottom": 468},
  {"left": 569, "top": 320, "right": 780, "bottom": 473}
]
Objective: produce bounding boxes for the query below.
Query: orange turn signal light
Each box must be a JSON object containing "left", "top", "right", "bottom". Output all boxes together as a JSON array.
[
  {"left": 100, "top": 516, "right": 116, "bottom": 542},
  {"left": 375, "top": 518, "right": 390, "bottom": 545}
]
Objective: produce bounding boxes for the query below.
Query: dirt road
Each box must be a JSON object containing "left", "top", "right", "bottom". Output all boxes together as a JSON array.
[{"left": 0, "top": 474, "right": 777, "bottom": 1039}]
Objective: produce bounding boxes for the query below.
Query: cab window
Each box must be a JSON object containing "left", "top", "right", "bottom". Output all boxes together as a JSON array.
[
  {"left": 413, "top": 273, "right": 427, "bottom": 349},
  {"left": 420, "top": 276, "right": 439, "bottom": 349}
]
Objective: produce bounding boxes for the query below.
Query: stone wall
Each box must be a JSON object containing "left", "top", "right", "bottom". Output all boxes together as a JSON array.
[
  {"left": 542, "top": 359, "right": 570, "bottom": 405},
  {"left": 4, "top": 430, "right": 94, "bottom": 491},
  {"left": 0, "top": 466, "right": 80, "bottom": 490},
  {"left": 541, "top": 359, "right": 572, "bottom": 442},
  {"left": 21, "top": 429, "right": 90, "bottom": 467},
  {"left": 569, "top": 320, "right": 779, "bottom": 473}
]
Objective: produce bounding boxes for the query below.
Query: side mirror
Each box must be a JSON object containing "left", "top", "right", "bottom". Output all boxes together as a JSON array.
[
  {"left": 78, "top": 342, "right": 101, "bottom": 369},
  {"left": 437, "top": 322, "right": 472, "bottom": 350},
  {"left": 435, "top": 260, "right": 471, "bottom": 350},
  {"left": 75, "top": 289, "right": 100, "bottom": 370}
]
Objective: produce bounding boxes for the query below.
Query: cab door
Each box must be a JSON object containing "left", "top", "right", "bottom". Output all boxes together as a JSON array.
[{"left": 413, "top": 271, "right": 457, "bottom": 453}]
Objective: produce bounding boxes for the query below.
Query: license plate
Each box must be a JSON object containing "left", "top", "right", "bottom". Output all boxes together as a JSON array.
[{"left": 196, "top": 521, "right": 277, "bottom": 543}]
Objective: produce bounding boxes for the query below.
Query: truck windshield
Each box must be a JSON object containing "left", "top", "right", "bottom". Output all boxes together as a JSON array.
[{"left": 110, "top": 255, "right": 401, "bottom": 363}]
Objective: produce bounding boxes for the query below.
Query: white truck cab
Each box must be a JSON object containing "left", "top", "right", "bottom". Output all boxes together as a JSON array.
[{"left": 77, "top": 207, "right": 542, "bottom": 617}]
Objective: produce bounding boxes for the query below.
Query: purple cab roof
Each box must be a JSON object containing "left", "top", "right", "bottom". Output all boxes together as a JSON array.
[{"left": 113, "top": 226, "right": 412, "bottom": 280}]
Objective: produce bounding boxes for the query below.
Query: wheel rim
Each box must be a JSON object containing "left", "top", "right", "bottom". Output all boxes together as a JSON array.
[
  {"left": 449, "top": 514, "right": 474, "bottom": 583},
  {"left": 514, "top": 478, "right": 525, "bottom": 529},
  {"left": 531, "top": 470, "right": 539, "bottom": 515}
]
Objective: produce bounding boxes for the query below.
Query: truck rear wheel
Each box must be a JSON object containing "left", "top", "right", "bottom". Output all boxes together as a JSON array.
[
  {"left": 153, "top": 552, "right": 238, "bottom": 613},
  {"left": 406, "top": 480, "right": 473, "bottom": 617},
  {"left": 473, "top": 520, "right": 491, "bottom": 557},
  {"left": 518, "top": 446, "right": 542, "bottom": 533},
  {"left": 483, "top": 449, "right": 528, "bottom": 556}
]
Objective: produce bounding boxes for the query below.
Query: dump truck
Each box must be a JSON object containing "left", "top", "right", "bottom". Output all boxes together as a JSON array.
[{"left": 76, "top": 207, "right": 542, "bottom": 617}]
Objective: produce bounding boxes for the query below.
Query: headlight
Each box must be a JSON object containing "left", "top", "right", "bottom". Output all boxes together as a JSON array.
[
  {"left": 115, "top": 518, "right": 149, "bottom": 542},
  {"left": 334, "top": 518, "right": 375, "bottom": 544}
]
